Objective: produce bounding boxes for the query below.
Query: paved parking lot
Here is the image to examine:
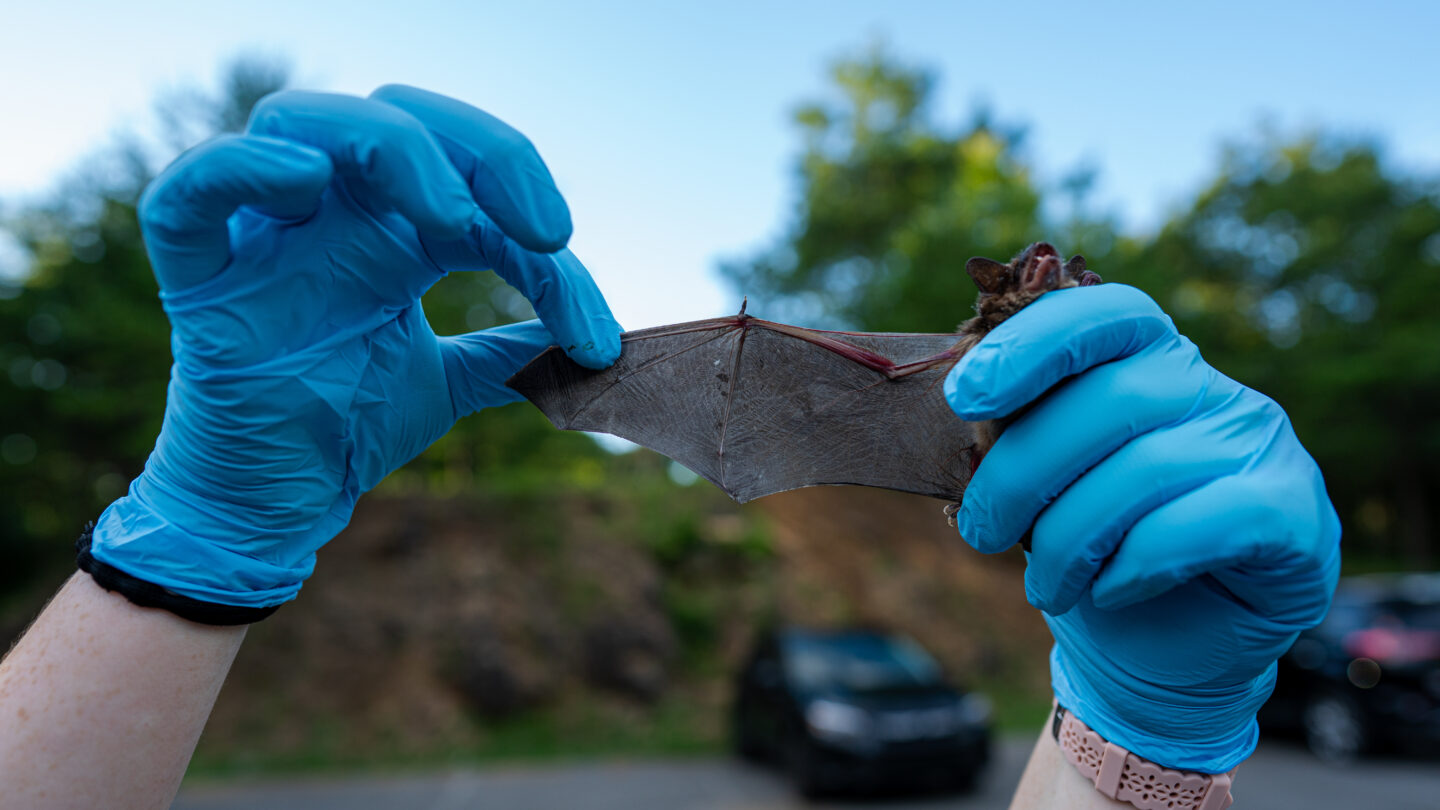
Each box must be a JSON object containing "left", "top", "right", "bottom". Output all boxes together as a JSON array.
[{"left": 175, "top": 738, "right": 1440, "bottom": 810}]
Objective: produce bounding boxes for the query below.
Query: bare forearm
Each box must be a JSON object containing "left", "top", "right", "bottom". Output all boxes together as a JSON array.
[
  {"left": 1009, "top": 706, "right": 1129, "bottom": 810},
  {"left": 0, "top": 572, "right": 246, "bottom": 810}
]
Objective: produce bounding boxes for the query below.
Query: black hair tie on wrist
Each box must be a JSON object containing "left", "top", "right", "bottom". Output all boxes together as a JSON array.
[{"left": 75, "top": 522, "right": 280, "bottom": 626}]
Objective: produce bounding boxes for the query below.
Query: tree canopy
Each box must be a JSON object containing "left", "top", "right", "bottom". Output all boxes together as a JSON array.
[
  {"left": 724, "top": 49, "right": 1440, "bottom": 565},
  {"left": 0, "top": 57, "right": 604, "bottom": 591},
  {"left": 1121, "top": 137, "right": 1440, "bottom": 563},
  {"left": 3, "top": 49, "right": 1435, "bottom": 596}
]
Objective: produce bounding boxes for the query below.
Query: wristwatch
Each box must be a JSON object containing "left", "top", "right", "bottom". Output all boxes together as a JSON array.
[{"left": 1052, "top": 704, "right": 1237, "bottom": 810}]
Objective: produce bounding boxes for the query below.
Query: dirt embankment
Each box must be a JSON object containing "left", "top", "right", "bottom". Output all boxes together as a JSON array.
[
  {"left": 188, "top": 484, "right": 1052, "bottom": 769},
  {"left": 760, "top": 486, "right": 1051, "bottom": 688}
]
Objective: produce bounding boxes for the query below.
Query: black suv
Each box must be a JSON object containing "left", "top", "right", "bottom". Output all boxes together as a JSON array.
[
  {"left": 1260, "top": 573, "right": 1440, "bottom": 761},
  {"left": 732, "top": 627, "right": 992, "bottom": 796}
]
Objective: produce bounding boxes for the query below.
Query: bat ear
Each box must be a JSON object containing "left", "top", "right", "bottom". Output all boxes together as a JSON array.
[
  {"left": 965, "top": 257, "right": 1009, "bottom": 294},
  {"left": 1064, "top": 254, "right": 1087, "bottom": 278}
]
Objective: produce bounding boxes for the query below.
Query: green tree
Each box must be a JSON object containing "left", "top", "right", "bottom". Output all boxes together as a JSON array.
[
  {"left": 0, "top": 56, "right": 606, "bottom": 594},
  {"left": 724, "top": 46, "right": 1115, "bottom": 333},
  {"left": 727, "top": 49, "right": 1439, "bottom": 566},
  {"left": 1113, "top": 137, "right": 1440, "bottom": 564},
  {"left": 1, "top": 186, "right": 169, "bottom": 592},
  {"left": 0, "top": 57, "right": 297, "bottom": 592}
]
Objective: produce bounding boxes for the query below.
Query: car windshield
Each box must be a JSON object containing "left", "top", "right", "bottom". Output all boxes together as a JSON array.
[
  {"left": 1322, "top": 591, "right": 1440, "bottom": 634},
  {"left": 1319, "top": 598, "right": 1376, "bottom": 635},
  {"left": 784, "top": 633, "right": 943, "bottom": 692},
  {"left": 1393, "top": 602, "right": 1440, "bottom": 630}
]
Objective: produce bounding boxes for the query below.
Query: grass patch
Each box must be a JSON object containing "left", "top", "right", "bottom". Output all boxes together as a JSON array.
[
  {"left": 970, "top": 677, "right": 1053, "bottom": 733},
  {"left": 184, "top": 695, "right": 726, "bottom": 783}
]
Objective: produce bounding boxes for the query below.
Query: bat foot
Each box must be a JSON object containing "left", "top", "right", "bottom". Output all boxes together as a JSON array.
[{"left": 943, "top": 501, "right": 962, "bottom": 528}]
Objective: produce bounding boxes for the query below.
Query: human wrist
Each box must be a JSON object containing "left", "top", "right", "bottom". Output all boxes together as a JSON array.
[
  {"left": 76, "top": 523, "right": 281, "bottom": 625},
  {"left": 0, "top": 572, "right": 247, "bottom": 809},
  {"left": 1011, "top": 706, "right": 1131, "bottom": 810},
  {"left": 1051, "top": 703, "right": 1237, "bottom": 810}
]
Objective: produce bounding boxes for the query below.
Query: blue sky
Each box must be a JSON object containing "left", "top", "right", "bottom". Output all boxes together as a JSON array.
[{"left": 2, "top": 0, "right": 1437, "bottom": 329}]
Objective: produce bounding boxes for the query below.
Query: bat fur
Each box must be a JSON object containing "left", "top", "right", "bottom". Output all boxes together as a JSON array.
[{"left": 955, "top": 241, "right": 1103, "bottom": 461}]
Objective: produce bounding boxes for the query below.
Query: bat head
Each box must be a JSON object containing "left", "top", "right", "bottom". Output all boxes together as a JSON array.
[{"left": 964, "top": 242, "right": 1100, "bottom": 324}]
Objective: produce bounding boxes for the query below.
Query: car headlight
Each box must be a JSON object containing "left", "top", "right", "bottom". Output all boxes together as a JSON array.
[
  {"left": 958, "top": 693, "right": 992, "bottom": 726},
  {"left": 805, "top": 699, "right": 873, "bottom": 743}
]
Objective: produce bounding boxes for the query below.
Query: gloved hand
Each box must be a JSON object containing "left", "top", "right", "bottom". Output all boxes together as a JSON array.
[
  {"left": 944, "top": 283, "right": 1341, "bottom": 773},
  {"left": 89, "top": 85, "right": 620, "bottom": 610}
]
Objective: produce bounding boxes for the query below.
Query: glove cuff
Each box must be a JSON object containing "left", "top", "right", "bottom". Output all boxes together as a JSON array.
[
  {"left": 75, "top": 523, "right": 279, "bottom": 626},
  {"left": 1049, "top": 645, "right": 1265, "bottom": 773}
]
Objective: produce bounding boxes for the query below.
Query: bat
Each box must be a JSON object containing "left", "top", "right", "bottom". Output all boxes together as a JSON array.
[{"left": 507, "top": 242, "right": 1101, "bottom": 520}]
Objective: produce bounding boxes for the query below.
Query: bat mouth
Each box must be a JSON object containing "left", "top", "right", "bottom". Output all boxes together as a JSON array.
[
  {"left": 1027, "top": 242, "right": 1058, "bottom": 260},
  {"left": 1020, "top": 242, "right": 1062, "bottom": 292}
]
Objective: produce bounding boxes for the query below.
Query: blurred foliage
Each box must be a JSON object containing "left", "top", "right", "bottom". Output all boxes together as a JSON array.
[
  {"left": 723, "top": 46, "right": 1113, "bottom": 333},
  {"left": 725, "top": 48, "right": 1440, "bottom": 565},
  {"left": 3, "top": 44, "right": 1437, "bottom": 608},
  {"left": 0, "top": 56, "right": 617, "bottom": 594},
  {"left": 1, "top": 58, "right": 325, "bottom": 594},
  {"left": 1, "top": 187, "right": 168, "bottom": 593},
  {"left": 1118, "top": 138, "right": 1440, "bottom": 565}
]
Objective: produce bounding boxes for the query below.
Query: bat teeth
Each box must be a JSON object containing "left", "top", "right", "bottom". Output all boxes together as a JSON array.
[{"left": 1029, "top": 242, "right": 1058, "bottom": 259}]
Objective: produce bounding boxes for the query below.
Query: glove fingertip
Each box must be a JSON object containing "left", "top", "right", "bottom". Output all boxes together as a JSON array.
[
  {"left": 956, "top": 507, "right": 1007, "bottom": 555},
  {"left": 1091, "top": 559, "right": 1185, "bottom": 610},
  {"left": 1023, "top": 564, "right": 1084, "bottom": 617},
  {"left": 371, "top": 84, "right": 573, "bottom": 255},
  {"left": 369, "top": 83, "right": 422, "bottom": 105},
  {"left": 589, "top": 334, "right": 622, "bottom": 369},
  {"left": 561, "top": 323, "right": 622, "bottom": 370},
  {"left": 943, "top": 360, "right": 1002, "bottom": 421},
  {"left": 946, "top": 285, "right": 1180, "bottom": 422},
  {"left": 488, "top": 166, "right": 572, "bottom": 254},
  {"left": 522, "top": 191, "right": 573, "bottom": 254},
  {"left": 1023, "top": 583, "right": 1053, "bottom": 614},
  {"left": 1088, "top": 569, "right": 1131, "bottom": 609},
  {"left": 954, "top": 509, "right": 981, "bottom": 551},
  {"left": 1090, "top": 577, "right": 1156, "bottom": 611},
  {"left": 440, "top": 324, "right": 554, "bottom": 416}
]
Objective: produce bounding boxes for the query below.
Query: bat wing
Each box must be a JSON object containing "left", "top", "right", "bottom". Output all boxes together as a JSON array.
[{"left": 506, "top": 315, "right": 979, "bottom": 504}]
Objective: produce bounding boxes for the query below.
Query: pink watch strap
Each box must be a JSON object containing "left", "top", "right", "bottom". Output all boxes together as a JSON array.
[{"left": 1052, "top": 704, "right": 1237, "bottom": 810}]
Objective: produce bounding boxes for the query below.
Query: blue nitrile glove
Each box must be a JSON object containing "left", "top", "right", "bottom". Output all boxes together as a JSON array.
[
  {"left": 944, "top": 283, "right": 1340, "bottom": 773},
  {"left": 88, "top": 85, "right": 620, "bottom": 610}
]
